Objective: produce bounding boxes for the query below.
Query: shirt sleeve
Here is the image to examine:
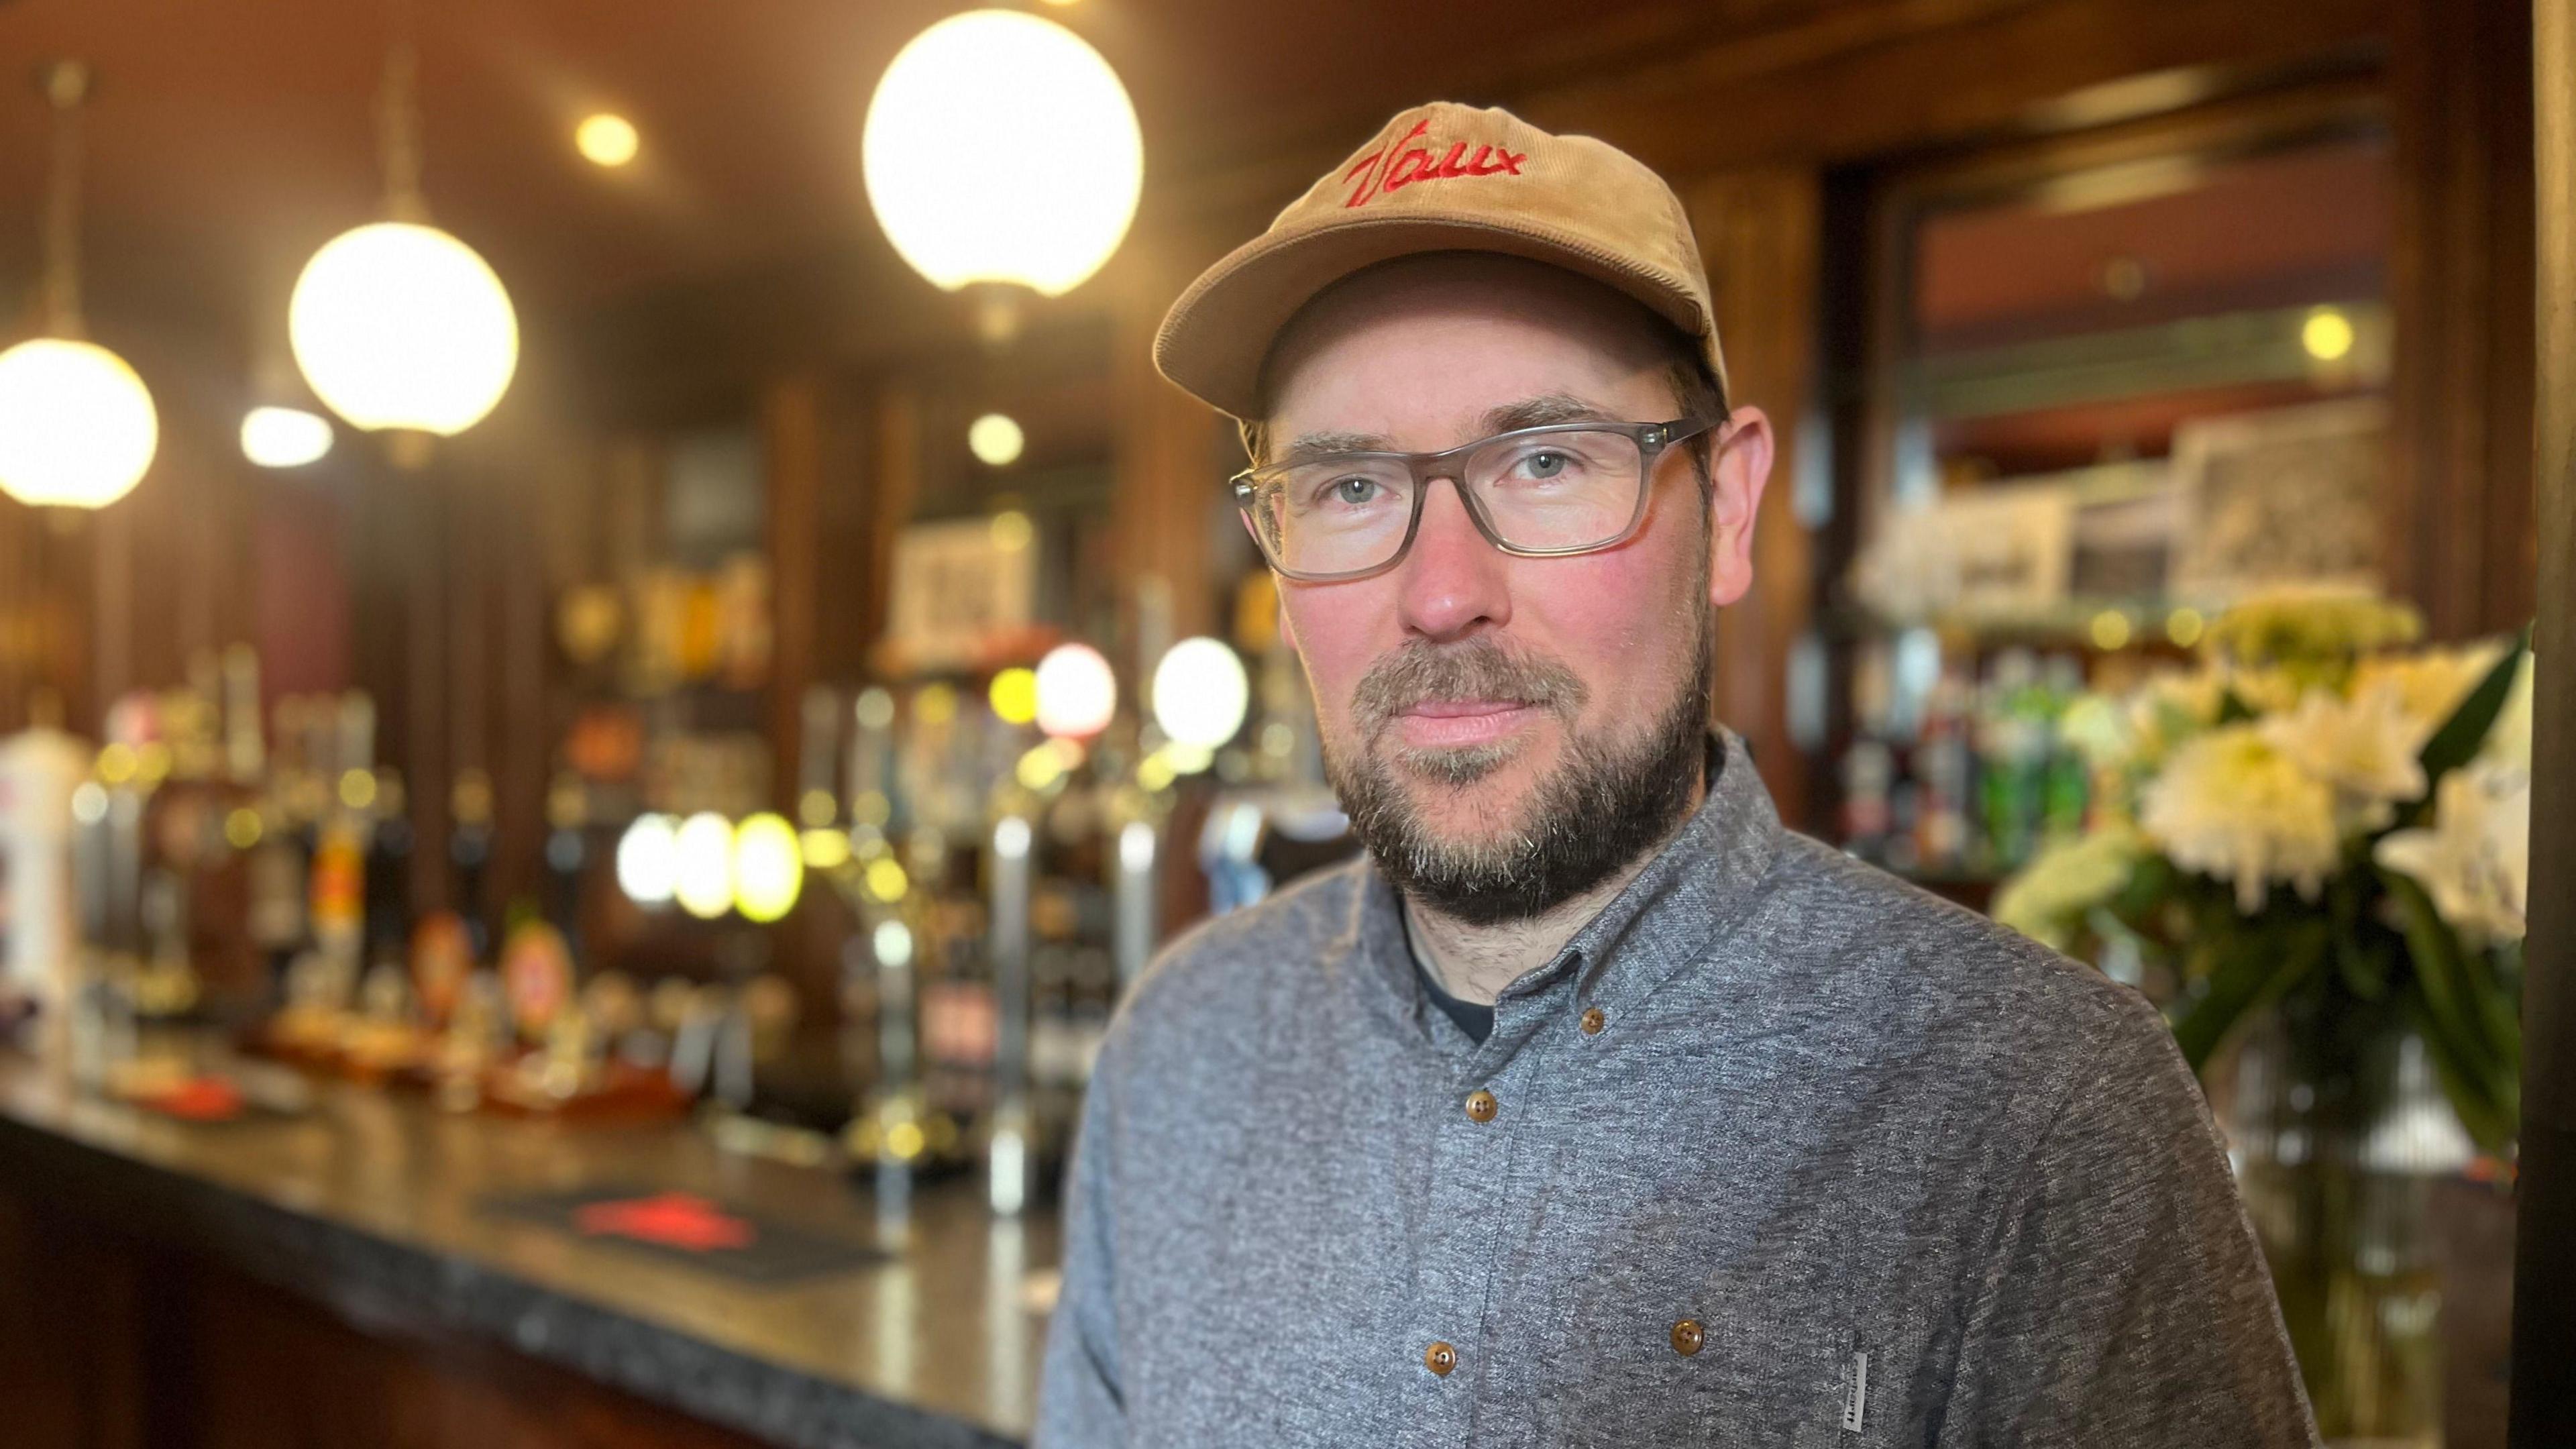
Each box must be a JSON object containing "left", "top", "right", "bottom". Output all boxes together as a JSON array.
[
  {"left": 1034, "top": 1040, "right": 1126, "bottom": 1448},
  {"left": 1939, "top": 998, "right": 2320, "bottom": 1449}
]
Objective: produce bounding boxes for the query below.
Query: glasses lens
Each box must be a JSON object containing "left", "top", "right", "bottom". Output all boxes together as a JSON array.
[
  {"left": 1247, "top": 458, "right": 1417, "bottom": 577},
  {"left": 1465, "top": 429, "right": 1646, "bottom": 551}
]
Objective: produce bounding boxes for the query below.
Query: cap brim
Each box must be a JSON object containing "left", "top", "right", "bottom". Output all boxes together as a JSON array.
[{"left": 1152, "top": 212, "right": 1713, "bottom": 421}]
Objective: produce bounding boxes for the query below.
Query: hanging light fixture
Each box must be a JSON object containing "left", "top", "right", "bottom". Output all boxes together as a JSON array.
[
  {"left": 240, "top": 405, "right": 335, "bottom": 469},
  {"left": 863, "top": 9, "right": 1141, "bottom": 336},
  {"left": 290, "top": 16, "right": 517, "bottom": 450},
  {"left": 0, "top": 62, "right": 158, "bottom": 511}
]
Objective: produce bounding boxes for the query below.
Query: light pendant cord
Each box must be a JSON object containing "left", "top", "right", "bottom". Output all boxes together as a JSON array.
[
  {"left": 38, "top": 60, "right": 89, "bottom": 339},
  {"left": 376, "top": 0, "right": 428, "bottom": 221}
]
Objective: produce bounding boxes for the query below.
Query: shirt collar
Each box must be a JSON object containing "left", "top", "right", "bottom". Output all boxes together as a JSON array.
[{"left": 1341, "top": 729, "right": 1784, "bottom": 1032}]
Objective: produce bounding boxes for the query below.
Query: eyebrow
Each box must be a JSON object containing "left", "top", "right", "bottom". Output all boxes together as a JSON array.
[
  {"left": 1276, "top": 394, "right": 1625, "bottom": 468},
  {"left": 1479, "top": 392, "right": 1621, "bottom": 434},
  {"left": 1278, "top": 430, "right": 1392, "bottom": 466}
]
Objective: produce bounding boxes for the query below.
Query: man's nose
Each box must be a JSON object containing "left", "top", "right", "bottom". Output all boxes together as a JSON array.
[{"left": 1394, "top": 478, "right": 1511, "bottom": 641}]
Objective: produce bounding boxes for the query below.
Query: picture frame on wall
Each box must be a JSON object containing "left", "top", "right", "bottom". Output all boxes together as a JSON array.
[
  {"left": 1850, "top": 480, "right": 2076, "bottom": 625},
  {"left": 884, "top": 518, "right": 1037, "bottom": 673},
  {"left": 2169, "top": 396, "right": 2387, "bottom": 602}
]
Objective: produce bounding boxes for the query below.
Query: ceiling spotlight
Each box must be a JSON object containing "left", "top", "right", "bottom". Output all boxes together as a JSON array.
[
  {"left": 969, "top": 412, "right": 1025, "bottom": 466},
  {"left": 240, "top": 406, "right": 335, "bottom": 468},
  {"left": 576, "top": 113, "right": 639, "bottom": 168},
  {"left": 2301, "top": 307, "right": 2355, "bottom": 363}
]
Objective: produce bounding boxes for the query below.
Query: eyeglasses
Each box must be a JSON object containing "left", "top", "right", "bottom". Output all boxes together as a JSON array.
[{"left": 1230, "top": 417, "right": 1719, "bottom": 583}]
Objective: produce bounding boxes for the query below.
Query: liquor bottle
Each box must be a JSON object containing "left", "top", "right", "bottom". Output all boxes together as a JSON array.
[
  {"left": 0, "top": 692, "right": 91, "bottom": 1014},
  {"left": 1975, "top": 649, "right": 2046, "bottom": 873},
  {"left": 363, "top": 769, "right": 414, "bottom": 977},
  {"left": 1911, "top": 669, "right": 1974, "bottom": 875},
  {"left": 244, "top": 697, "right": 312, "bottom": 989},
  {"left": 221, "top": 644, "right": 265, "bottom": 786},
  {"left": 2039, "top": 655, "right": 2091, "bottom": 841},
  {"left": 296, "top": 692, "right": 374, "bottom": 1012},
  {"left": 449, "top": 768, "right": 495, "bottom": 958},
  {"left": 541, "top": 771, "right": 588, "bottom": 952}
]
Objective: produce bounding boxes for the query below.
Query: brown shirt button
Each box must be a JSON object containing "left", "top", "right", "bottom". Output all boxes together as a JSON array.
[
  {"left": 1579, "top": 1006, "right": 1606, "bottom": 1036},
  {"left": 1464, "top": 1089, "right": 1498, "bottom": 1123},
  {"left": 1424, "top": 1340, "right": 1458, "bottom": 1376},
  {"left": 1670, "top": 1318, "right": 1705, "bottom": 1356}
]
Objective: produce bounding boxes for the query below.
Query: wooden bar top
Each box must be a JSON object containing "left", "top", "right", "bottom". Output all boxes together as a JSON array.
[{"left": 0, "top": 1032, "right": 1056, "bottom": 1448}]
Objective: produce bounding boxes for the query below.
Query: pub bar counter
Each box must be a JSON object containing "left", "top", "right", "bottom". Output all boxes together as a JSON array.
[{"left": 0, "top": 1033, "right": 1055, "bottom": 1449}]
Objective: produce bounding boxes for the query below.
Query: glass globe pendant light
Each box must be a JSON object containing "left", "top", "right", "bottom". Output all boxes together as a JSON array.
[
  {"left": 0, "top": 62, "right": 159, "bottom": 511},
  {"left": 863, "top": 9, "right": 1142, "bottom": 341},
  {"left": 289, "top": 20, "right": 517, "bottom": 458}
]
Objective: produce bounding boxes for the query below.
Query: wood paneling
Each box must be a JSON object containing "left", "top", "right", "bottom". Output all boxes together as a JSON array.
[
  {"left": 0, "top": 1191, "right": 777, "bottom": 1449},
  {"left": 2385, "top": 0, "right": 2538, "bottom": 639},
  {"left": 1109, "top": 233, "right": 1236, "bottom": 666},
  {"left": 761, "top": 375, "right": 825, "bottom": 814},
  {"left": 2515, "top": 3, "right": 2575, "bottom": 1442},
  {"left": 1686, "top": 166, "right": 1822, "bottom": 826},
  {"left": 1522, "top": 0, "right": 2383, "bottom": 178}
]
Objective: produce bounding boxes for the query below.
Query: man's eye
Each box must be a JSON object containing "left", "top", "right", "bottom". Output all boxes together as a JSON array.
[
  {"left": 1327, "top": 476, "right": 1381, "bottom": 506},
  {"left": 1524, "top": 451, "right": 1568, "bottom": 479}
]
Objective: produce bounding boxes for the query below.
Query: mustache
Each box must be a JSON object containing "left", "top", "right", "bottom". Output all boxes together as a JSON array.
[{"left": 1349, "top": 638, "right": 1589, "bottom": 737}]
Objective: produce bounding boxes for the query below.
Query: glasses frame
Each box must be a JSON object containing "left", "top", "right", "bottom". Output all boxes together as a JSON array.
[{"left": 1228, "top": 415, "right": 1724, "bottom": 583}]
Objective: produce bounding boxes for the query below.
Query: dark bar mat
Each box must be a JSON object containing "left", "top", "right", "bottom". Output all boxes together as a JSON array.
[{"left": 481, "top": 1186, "right": 890, "bottom": 1283}]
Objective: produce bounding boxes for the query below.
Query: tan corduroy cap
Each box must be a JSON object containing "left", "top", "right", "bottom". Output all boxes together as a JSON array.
[{"left": 1154, "top": 101, "right": 1727, "bottom": 422}]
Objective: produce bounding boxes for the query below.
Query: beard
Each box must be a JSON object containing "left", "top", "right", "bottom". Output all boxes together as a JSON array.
[{"left": 1320, "top": 616, "right": 1713, "bottom": 927}]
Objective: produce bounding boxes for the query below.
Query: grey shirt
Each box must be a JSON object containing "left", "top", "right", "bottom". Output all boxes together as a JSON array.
[{"left": 1036, "top": 733, "right": 2317, "bottom": 1448}]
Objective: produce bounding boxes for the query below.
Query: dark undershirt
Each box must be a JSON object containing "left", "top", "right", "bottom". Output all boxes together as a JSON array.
[
  {"left": 1403, "top": 914, "right": 1496, "bottom": 1043},
  {"left": 1393, "top": 741, "right": 1727, "bottom": 1046}
]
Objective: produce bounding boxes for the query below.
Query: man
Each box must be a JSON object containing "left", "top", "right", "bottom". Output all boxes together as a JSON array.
[{"left": 1037, "top": 102, "right": 2316, "bottom": 1448}]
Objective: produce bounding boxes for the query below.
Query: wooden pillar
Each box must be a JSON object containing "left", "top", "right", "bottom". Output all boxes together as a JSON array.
[
  {"left": 2513, "top": 3, "right": 2575, "bottom": 1442},
  {"left": 1110, "top": 240, "right": 1232, "bottom": 676},
  {"left": 1685, "top": 165, "right": 1823, "bottom": 830},
  {"left": 761, "top": 375, "right": 824, "bottom": 812},
  {"left": 859, "top": 382, "right": 923, "bottom": 673},
  {"left": 2387, "top": 0, "right": 2538, "bottom": 639}
]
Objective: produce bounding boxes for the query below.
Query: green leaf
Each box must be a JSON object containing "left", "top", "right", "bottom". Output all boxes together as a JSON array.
[
  {"left": 2394, "top": 627, "right": 2529, "bottom": 830},
  {"left": 2170, "top": 920, "right": 2326, "bottom": 1071},
  {"left": 2216, "top": 688, "right": 2256, "bottom": 724},
  {"left": 2383, "top": 868, "right": 2493, "bottom": 1061},
  {"left": 2384, "top": 868, "right": 2522, "bottom": 1147},
  {"left": 2333, "top": 934, "right": 2393, "bottom": 1002},
  {"left": 2462, "top": 945, "right": 2524, "bottom": 1089},
  {"left": 2405, "top": 988, "right": 2518, "bottom": 1155}
]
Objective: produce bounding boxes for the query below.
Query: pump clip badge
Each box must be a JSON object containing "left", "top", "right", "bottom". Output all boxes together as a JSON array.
[{"left": 1341, "top": 118, "right": 1527, "bottom": 208}]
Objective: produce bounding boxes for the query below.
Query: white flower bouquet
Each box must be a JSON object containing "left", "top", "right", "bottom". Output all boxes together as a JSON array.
[{"left": 1996, "top": 590, "right": 2532, "bottom": 1151}]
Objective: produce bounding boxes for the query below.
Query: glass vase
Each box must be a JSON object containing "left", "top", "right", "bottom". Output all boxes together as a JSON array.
[{"left": 2229, "top": 1016, "right": 2464, "bottom": 1447}]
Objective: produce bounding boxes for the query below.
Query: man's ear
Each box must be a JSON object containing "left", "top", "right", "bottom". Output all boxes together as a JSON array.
[{"left": 1705, "top": 407, "right": 1774, "bottom": 610}]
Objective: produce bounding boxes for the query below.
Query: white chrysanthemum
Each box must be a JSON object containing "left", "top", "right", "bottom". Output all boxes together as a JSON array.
[
  {"left": 1994, "top": 824, "right": 2147, "bottom": 952},
  {"left": 2221, "top": 663, "right": 2308, "bottom": 717},
  {"left": 2065, "top": 667, "right": 2225, "bottom": 775},
  {"left": 2059, "top": 694, "right": 2133, "bottom": 772},
  {"left": 2204, "top": 588, "right": 2422, "bottom": 665},
  {"left": 2257, "top": 684, "right": 2430, "bottom": 830},
  {"left": 2375, "top": 759, "right": 2530, "bottom": 945},
  {"left": 2141, "top": 724, "right": 2342, "bottom": 914},
  {"left": 2350, "top": 639, "right": 2508, "bottom": 744}
]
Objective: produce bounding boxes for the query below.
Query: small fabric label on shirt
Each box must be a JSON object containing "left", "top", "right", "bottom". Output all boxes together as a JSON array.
[{"left": 1841, "top": 1350, "right": 1870, "bottom": 1432}]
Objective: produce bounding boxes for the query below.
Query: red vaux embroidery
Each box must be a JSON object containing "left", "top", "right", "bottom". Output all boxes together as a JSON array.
[{"left": 1340, "top": 119, "right": 1527, "bottom": 207}]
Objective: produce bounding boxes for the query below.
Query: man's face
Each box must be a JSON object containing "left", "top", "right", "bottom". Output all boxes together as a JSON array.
[{"left": 1263, "top": 255, "right": 1770, "bottom": 922}]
